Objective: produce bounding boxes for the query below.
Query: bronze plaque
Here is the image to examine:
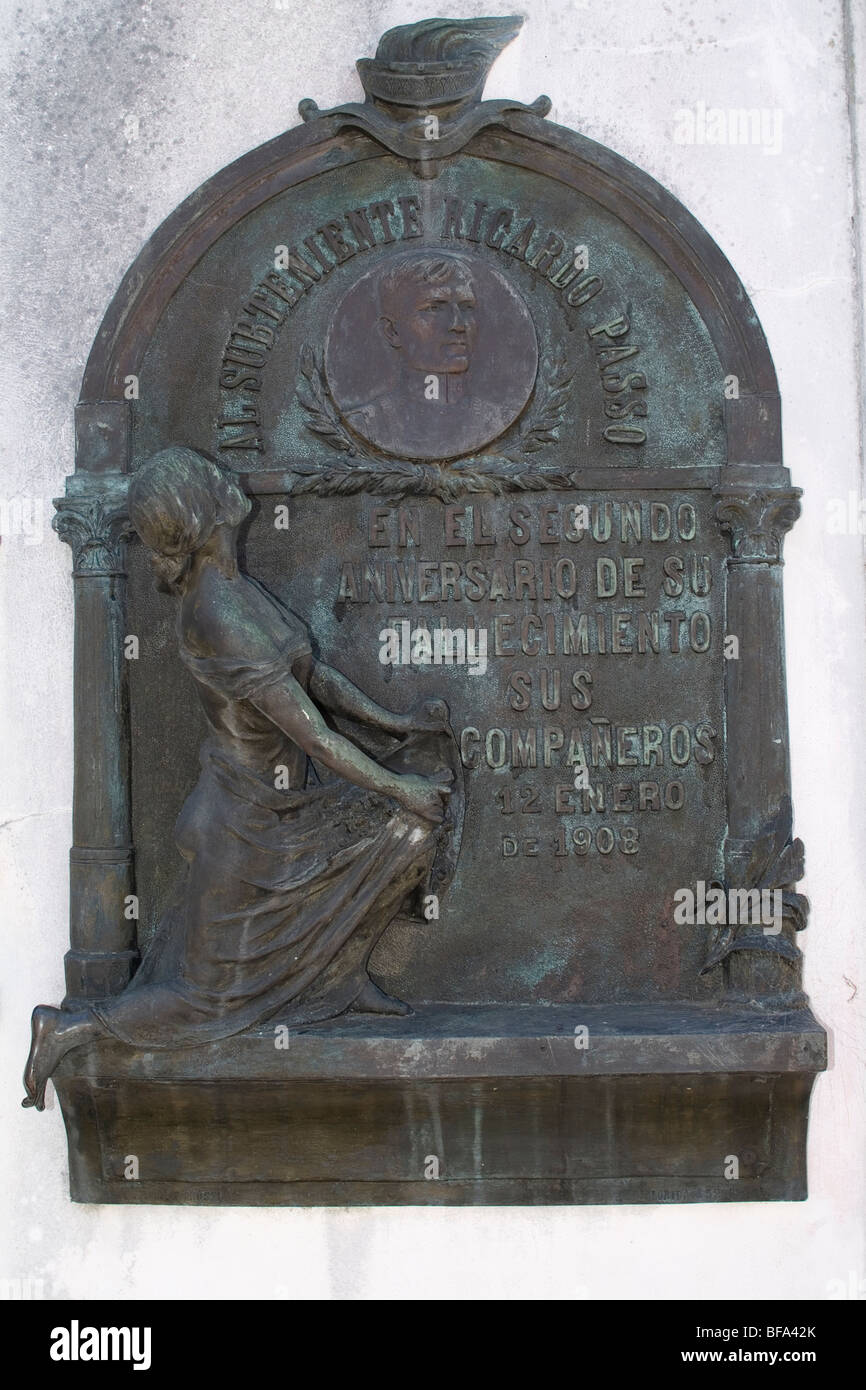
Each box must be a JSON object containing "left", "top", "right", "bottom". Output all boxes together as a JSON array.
[{"left": 27, "top": 14, "right": 824, "bottom": 1207}]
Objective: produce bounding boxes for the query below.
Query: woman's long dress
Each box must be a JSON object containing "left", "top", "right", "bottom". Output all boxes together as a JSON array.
[{"left": 92, "top": 593, "right": 442, "bottom": 1046}]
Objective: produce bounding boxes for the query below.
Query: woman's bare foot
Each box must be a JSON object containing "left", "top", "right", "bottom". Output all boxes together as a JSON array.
[
  {"left": 22, "top": 1005, "right": 100, "bottom": 1111},
  {"left": 350, "top": 978, "right": 412, "bottom": 1017}
]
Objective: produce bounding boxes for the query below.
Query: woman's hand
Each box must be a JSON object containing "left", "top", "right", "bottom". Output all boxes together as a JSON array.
[
  {"left": 395, "top": 769, "right": 454, "bottom": 824},
  {"left": 402, "top": 698, "right": 451, "bottom": 734}
]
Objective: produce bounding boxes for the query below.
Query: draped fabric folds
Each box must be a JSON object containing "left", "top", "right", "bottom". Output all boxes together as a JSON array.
[{"left": 93, "top": 593, "right": 448, "bottom": 1047}]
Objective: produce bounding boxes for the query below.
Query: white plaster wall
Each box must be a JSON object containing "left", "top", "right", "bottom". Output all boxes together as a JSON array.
[{"left": 1, "top": 0, "right": 863, "bottom": 1301}]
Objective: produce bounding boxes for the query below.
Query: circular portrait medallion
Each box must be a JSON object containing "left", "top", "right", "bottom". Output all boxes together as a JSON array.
[{"left": 323, "top": 247, "right": 539, "bottom": 461}]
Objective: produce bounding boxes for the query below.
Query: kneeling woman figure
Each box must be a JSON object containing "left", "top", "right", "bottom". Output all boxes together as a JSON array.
[{"left": 24, "top": 448, "right": 453, "bottom": 1109}]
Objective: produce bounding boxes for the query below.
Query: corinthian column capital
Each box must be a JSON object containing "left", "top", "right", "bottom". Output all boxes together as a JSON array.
[{"left": 713, "top": 487, "right": 802, "bottom": 563}]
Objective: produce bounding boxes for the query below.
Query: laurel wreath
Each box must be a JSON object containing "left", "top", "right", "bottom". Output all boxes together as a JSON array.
[{"left": 290, "top": 344, "right": 576, "bottom": 499}]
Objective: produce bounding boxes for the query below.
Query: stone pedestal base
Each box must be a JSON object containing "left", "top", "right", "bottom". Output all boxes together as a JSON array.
[{"left": 54, "top": 1003, "right": 826, "bottom": 1206}]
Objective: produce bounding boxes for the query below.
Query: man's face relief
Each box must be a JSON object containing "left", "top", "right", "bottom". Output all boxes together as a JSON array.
[{"left": 381, "top": 274, "right": 478, "bottom": 374}]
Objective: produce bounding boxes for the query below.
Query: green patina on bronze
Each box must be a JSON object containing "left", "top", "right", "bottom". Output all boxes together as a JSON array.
[{"left": 28, "top": 14, "right": 823, "bottom": 1206}]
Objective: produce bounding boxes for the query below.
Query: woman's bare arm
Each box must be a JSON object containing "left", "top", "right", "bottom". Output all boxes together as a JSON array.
[
  {"left": 309, "top": 661, "right": 409, "bottom": 734},
  {"left": 252, "top": 674, "right": 402, "bottom": 796},
  {"left": 309, "top": 660, "right": 449, "bottom": 735},
  {"left": 251, "top": 672, "right": 447, "bottom": 821}
]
